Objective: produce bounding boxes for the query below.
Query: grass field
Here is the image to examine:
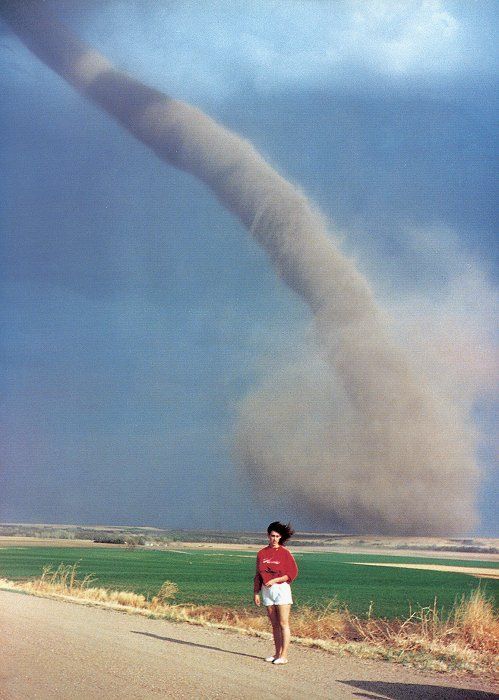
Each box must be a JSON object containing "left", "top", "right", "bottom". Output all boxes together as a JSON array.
[{"left": 0, "top": 546, "right": 497, "bottom": 618}]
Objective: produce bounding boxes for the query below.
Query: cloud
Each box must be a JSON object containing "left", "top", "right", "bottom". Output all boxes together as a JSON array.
[
  {"left": 348, "top": 0, "right": 460, "bottom": 74},
  {"left": 387, "top": 226, "right": 498, "bottom": 407},
  {"left": 48, "top": 0, "right": 490, "bottom": 102}
]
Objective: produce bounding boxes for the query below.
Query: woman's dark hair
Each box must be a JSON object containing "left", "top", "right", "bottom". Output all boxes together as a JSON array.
[{"left": 267, "top": 521, "right": 295, "bottom": 545}]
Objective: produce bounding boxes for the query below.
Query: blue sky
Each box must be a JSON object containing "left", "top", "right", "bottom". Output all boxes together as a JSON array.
[{"left": 0, "top": 1, "right": 497, "bottom": 534}]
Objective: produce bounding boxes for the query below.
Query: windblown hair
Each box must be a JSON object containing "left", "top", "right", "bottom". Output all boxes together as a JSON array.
[{"left": 267, "top": 521, "right": 295, "bottom": 545}]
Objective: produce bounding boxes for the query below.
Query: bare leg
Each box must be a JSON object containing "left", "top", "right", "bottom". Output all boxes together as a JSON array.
[
  {"left": 266, "top": 605, "right": 282, "bottom": 657},
  {"left": 276, "top": 604, "right": 291, "bottom": 659}
]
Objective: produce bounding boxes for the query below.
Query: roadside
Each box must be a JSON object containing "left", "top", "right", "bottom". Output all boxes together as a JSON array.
[
  {"left": 0, "top": 570, "right": 497, "bottom": 682},
  {"left": 1, "top": 589, "right": 497, "bottom": 700}
]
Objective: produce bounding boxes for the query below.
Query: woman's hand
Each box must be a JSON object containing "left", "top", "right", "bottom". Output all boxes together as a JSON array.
[{"left": 253, "top": 593, "right": 261, "bottom": 606}]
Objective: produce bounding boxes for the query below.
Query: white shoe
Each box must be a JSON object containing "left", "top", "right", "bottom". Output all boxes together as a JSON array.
[
  {"left": 272, "top": 658, "right": 288, "bottom": 665},
  {"left": 265, "top": 656, "right": 275, "bottom": 662}
]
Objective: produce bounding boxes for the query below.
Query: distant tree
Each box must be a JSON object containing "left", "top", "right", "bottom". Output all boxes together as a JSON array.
[{"left": 93, "top": 536, "right": 126, "bottom": 545}]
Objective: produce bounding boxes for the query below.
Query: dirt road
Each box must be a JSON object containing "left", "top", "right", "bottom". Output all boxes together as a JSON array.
[{"left": 0, "top": 590, "right": 496, "bottom": 699}]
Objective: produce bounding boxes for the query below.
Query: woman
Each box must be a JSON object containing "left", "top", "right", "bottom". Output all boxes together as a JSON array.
[{"left": 253, "top": 521, "right": 298, "bottom": 665}]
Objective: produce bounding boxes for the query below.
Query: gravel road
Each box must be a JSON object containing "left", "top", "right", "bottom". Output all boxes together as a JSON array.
[{"left": 0, "top": 590, "right": 497, "bottom": 699}]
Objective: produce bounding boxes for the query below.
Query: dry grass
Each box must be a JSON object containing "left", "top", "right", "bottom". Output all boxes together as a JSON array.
[
  {"left": 3, "top": 563, "right": 150, "bottom": 610},
  {"left": 0, "top": 567, "right": 497, "bottom": 678},
  {"left": 340, "top": 589, "right": 499, "bottom": 675}
]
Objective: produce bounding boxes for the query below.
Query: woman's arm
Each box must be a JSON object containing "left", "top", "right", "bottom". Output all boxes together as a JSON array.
[
  {"left": 284, "top": 549, "right": 298, "bottom": 583},
  {"left": 263, "top": 549, "right": 297, "bottom": 586},
  {"left": 253, "top": 561, "right": 262, "bottom": 605},
  {"left": 253, "top": 572, "right": 263, "bottom": 593},
  {"left": 265, "top": 575, "right": 289, "bottom": 586}
]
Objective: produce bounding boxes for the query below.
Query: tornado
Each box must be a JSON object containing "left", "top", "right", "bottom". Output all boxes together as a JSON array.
[{"left": 2, "top": 1, "right": 479, "bottom": 534}]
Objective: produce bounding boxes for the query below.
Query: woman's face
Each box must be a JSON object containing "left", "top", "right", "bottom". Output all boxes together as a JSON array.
[{"left": 268, "top": 530, "right": 281, "bottom": 548}]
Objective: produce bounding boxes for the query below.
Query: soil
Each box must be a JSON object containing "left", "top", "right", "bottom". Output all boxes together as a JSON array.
[{"left": 350, "top": 562, "right": 499, "bottom": 579}]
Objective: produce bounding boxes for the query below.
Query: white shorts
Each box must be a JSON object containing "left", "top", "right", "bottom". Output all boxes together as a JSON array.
[{"left": 261, "top": 582, "right": 293, "bottom": 606}]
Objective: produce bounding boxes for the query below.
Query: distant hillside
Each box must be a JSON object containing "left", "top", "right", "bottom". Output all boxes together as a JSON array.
[{"left": 0, "top": 522, "right": 497, "bottom": 554}]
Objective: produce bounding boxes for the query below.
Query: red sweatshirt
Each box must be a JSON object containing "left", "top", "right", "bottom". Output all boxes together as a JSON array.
[{"left": 255, "top": 545, "right": 298, "bottom": 589}]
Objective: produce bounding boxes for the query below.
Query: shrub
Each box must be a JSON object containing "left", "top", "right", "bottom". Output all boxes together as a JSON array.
[
  {"left": 125, "top": 535, "right": 146, "bottom": 549},
  {"left": 151, "top": 580, "right": 179, "bottom": 608}
]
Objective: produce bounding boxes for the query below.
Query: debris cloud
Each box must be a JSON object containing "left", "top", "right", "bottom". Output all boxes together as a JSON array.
[{"left": 1, "top": 1, "right": 479, "bottom": 534}]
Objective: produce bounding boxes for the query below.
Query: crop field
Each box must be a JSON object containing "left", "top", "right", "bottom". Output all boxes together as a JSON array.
[{"left": 0, "top": 546, "right": 497, "bottom": 619}]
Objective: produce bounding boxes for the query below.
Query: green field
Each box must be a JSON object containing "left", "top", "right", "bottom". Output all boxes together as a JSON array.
[{"left": 0, "top": 546, "right": 497, "bottom": 619}]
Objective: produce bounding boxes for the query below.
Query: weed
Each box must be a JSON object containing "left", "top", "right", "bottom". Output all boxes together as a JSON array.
[{"left": 151, "top": 580, "right": 178, "bottom": 608}]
